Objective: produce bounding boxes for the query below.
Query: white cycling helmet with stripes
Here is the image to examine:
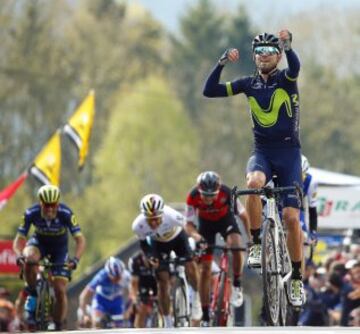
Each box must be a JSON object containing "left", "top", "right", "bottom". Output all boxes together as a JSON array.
[
  {"left": 140, "top": 194, "right": 165, "bottom": 218},
  {"left": 105, "top": 257, "right": 125, "bottom": 278}
]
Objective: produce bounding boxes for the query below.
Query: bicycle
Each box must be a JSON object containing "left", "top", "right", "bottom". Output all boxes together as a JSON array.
[
  {"left": 232, "top": 184, "right": 302, "bottom": 326},
  {"left": 209, "top": 244, "right": 246, "bottom": 327},
  {"left": 145, "top": 289, "right": 163, "bottom": 328},
  {"left": 160, "top": 252, "right": 191, "bottom": 327},
  {"left": 21, "top": 258, "right": 68, "bottom": 331}
]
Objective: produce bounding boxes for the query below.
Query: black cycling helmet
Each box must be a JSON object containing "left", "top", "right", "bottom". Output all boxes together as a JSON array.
[
  {"left": 197, "top": 171, "right": 221, "bottom": 196},
  {"left": 252, "top": 32, "right": 281, "bottom": 52}
]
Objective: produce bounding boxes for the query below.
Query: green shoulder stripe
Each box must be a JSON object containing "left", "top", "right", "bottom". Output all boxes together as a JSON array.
[{"left": 226, "top": 82, "right": 234, "bottom": 96}]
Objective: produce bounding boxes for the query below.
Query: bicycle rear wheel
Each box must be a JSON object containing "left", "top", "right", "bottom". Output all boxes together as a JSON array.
[
  {"left": 261, "top": 219, "right": 280, "bottom": 326},
  {"left": 172, "top": 278, "right": 190, "bottom": 327}
]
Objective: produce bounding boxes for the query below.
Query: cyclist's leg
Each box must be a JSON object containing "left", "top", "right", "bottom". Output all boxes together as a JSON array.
[
  {"left": 22, "top": 238, "right": 42, "bottom": 290},
  {"left": 50, "top": 249, "right": 71, "bottom": 330},
  {"left": 198, "top": 220, "right": 217, "bottom": 324},
  {"left": 90, "top": 295, "right": 108, "bottom": 328},
  {"left": 275, "top": 148, "right": 305, "bottom": 306},
  {"left": 246, "top": 152, "right": 270, "bottom": 267}
]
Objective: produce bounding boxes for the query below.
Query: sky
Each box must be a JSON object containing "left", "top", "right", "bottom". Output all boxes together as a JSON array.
[{"left": 133, "top": 0, "right": 360, "bottom": 33}]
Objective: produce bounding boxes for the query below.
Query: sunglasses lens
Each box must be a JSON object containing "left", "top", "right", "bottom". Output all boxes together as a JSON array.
[{"left": 254, "top": 46, "right": 279, "bottom": 56}]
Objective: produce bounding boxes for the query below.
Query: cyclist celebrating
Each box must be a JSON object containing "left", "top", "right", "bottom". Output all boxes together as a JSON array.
[
  {"left": 128, "top": 251, "right": 158, "bottom": 328},
  {"left": 300, "top": 155, "right": 318, "bottom": 251},
  {"left": 185, "top": 171, "right": 250, "bottom": 325},
  {"left": 13, "top": 184, "right": 86, "bottom": 330},
  {"left": 203, "top": 30, "right": 305, "bottom": 306},
  {"left": 132, "top": 194, "right": 202, "bottom": 327},
  {"left": 78, "top": 257, "right": 131, "bottom": 328}
]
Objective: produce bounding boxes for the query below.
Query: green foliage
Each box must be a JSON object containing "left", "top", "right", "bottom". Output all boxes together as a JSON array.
[{"left": 72, "top": 75, "right": 200, "bottom": 267}]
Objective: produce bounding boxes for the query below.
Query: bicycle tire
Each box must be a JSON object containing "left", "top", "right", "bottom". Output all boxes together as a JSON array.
[
  {"left": 36, "top": 279, "right": 51, "bottom": 331},
  {"left": 261, "top": 219, "right": 280, "bottom": 326},
  {"left": 149, "top": 304, "right": 163, "bottom": 328},
  {"left": 172, "top": 278, "right": 190, "bottom": 327},
  {"left": 278, "top": 223, "right": 291, "bottom": 326},
  {"left": 212, "top": 272, "right": 229, "bottom": 326}
]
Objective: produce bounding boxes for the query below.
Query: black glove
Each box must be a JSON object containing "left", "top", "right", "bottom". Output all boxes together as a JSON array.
[
  {"left": 69, "top": 257, "right": 80, "bottom": 270},
  {"left": 16, "top": 255, "right": 25, "bottom": 267},
  {"left": 218, "top": 49, "right": 230, "bottom": 66}
]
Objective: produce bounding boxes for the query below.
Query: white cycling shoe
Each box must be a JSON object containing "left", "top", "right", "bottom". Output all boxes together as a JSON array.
[
  {"left": 191, "top": 292, "right": 203, "bottom": 320},
  {"left": 287, "top": 278, "right": 306, "bottom": 307},
  {"left": 230, "top": 286, "right": 244, "bottom": 307},
  {"left": 247, "top": 244, "right": 261, "bottom": 268}
]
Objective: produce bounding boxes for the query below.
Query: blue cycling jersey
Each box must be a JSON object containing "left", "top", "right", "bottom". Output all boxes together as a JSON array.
[
  {"left": 203, "top": 49, "right": 301, "bottom": 149},
  {"left": 88, "top": 268, "right": 131, "bottom": 301},
  {"left": 17, "top": 203, "right": 82, "bottom": 247}
]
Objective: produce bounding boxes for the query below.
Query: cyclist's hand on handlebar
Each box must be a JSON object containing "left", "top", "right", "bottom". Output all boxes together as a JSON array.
[
  {"left": 218, "top": 48, "right": 239, "bottom": 65},
  {"left": 68, "top": 257, "right": 80, "bottom": 270},
  {"left": 196, "top": 237, "right": 208, "bottom": 250},
  {"left": 148, "top": 257, "right": 159, "bottom": 269},
  {"left": 16, "top": 255, "right": 25, "bottom": 267},
  {"left": 309, "top": 231, "right": 318, "bottom": 245}
]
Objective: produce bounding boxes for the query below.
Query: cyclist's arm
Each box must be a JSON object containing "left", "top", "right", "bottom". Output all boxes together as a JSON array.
[
  {"left": 284, "top": 49, "right": 300, "bottom": 80},
  {"left": 184, "top": 205, "right": 202, "bottom": 241},
  {"left": 73, "top": 234, "right": 86, "bottom": 262},
  {"left": 13, "top": 234, "right": 27, "bottom": 257},
  {"left": 129, "top": 276, "right": 139, "bottom": 302},
  {"left": 78, "top": 286, "right": 94, "bottom": 315}
]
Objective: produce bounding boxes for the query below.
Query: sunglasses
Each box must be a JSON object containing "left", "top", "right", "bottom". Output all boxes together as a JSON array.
[
  {"left": 42, "top": 203, "right": 59, "bottom": 209},
  {"left": 254, "top": 46, "right": 280, "bottom": 56}
]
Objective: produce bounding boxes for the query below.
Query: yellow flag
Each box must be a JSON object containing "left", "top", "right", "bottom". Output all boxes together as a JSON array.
[
  {"left": 64, "top": 90, "right": 95, "bottom": 169},
  {"left": 30, "top": 130, "right": 61, "bottom": 186}
]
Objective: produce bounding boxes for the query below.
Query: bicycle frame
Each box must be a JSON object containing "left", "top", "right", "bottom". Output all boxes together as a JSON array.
[
  {"left": 232, "top": 185, "right": 301, "bottom": 326},
  {"left": 209, "top": 245, "right": 246, "bottom": 327}
]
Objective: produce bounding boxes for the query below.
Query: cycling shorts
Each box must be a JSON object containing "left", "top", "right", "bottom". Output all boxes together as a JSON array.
[
  {"left": 26, "top": 236, "right": 70, "bottom": 279},
  {"left": 246, "top": 147, "right": 302, "bottom": 208},
  {"left": 199, "top": 212, "right": 241, "bottom": 259},
  {"left": 91, "top": 294, "right": 124, "bottom": 319}
]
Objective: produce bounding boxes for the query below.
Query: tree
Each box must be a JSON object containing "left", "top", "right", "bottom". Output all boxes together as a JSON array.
[{"left": 72, "top": 75, "right": 200, "bottom": 267}]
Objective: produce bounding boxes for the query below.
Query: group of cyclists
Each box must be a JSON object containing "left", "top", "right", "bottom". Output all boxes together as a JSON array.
[{"left": 11, "top": 28, "right": 321, "bottom": 329}]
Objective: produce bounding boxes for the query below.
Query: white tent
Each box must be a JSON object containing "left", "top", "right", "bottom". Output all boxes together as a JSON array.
[{"left": 310, "top": 167, "right": 360, "bottom": 229}]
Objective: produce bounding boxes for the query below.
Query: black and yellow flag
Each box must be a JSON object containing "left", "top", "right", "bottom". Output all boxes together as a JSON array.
[
  {"left": 63, "top": 90, "right": 95, "bottom": 170},
  {"left": 29, "top": 130, "right": 61, "bottom": 186}
]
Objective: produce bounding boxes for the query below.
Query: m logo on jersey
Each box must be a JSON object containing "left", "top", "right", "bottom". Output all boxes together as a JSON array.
[{"left": 249, "top": 88, "right": 293, "bottom": 127}]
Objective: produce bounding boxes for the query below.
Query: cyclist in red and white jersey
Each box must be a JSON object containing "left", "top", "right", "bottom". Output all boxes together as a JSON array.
[
  {"left": 185, "top": 171, "right": 250, "bottom": 326},
  {"left": 132, "top": 194, "right": 202, "bottom": 327}
]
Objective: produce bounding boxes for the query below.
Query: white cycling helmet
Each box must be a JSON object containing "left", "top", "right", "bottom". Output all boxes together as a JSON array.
[
  {"left": 301, "top": 155, "right": 310, "bottom": 174},
  {"left": 105, "top": 257, "right": 125, "bottom": 278},
  {"left": 140, "top": 194, "right": 165, "bottom": 218}
]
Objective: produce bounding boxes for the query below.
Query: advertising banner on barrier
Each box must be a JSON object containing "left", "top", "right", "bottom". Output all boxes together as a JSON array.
[
  {"left": 0, "top": 240, "right": 19, "bottom": 274},
  {"left": 309, "top": 167, "right": 360, "bottom": 230}
]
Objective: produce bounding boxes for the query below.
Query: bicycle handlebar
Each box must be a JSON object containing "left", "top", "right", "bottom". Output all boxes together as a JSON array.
[{"left": 207, "top": 244, "right": 247, "bottom": 252}]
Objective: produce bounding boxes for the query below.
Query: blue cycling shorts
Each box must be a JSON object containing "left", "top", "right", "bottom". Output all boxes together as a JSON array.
[
  {"left": 91, "top": 294, "right": 124, "bottom": 320},
  {"left": 26, "top": 236, "right": 70, "bottom": 279},
  {"left": 246, "top": 147, "right": 302, "bottom": 208}
]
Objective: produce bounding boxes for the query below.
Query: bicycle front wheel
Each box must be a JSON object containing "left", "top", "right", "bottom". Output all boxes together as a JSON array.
[
  {"left": 36, "top": 280, "right": 51, "bottom": 331},
  {"left": 172, "top": 278, "right": 190, "bottom": 327},
  {"left": 211, "top": 272, "right": 231, "bottom": 327},
  {"left": 261, "top": 219, "right": 280, "bottom": 326}
]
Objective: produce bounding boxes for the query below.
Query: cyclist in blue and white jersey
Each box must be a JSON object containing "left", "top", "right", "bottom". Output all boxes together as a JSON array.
[
  {"left": 132, "top": 194, "right": 202, "bottom": 327},
  {"left": 203, "top": 30, "right": 305, "bottom": 306},
  {"left": 300, "top": 155, "right": 318, "bottom": 249},
  {"left": 13, "top": 185, "right": 86, "bottom": 330},
  {"left": 78, "top": 257, "right": 131, "bottom": 328}
]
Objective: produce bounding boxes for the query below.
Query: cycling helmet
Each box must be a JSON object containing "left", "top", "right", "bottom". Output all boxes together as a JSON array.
[
  {"left": 37, "top": 185, "right": 60, "bottom": 204},
  {"left": 197, "top": 171, "right": 221, "bottom": 196},
  {"left": 105, "top": 256, "right": 125, "bottom": 278},
  {"left": 252, "top": 32, "right": 281, "bottom": 52},
  {"left": 301, "top": 155, "right": 310, "bottom": 174},
  {"left": 140, "top": 194, "right": 165, "bottom": 218}
]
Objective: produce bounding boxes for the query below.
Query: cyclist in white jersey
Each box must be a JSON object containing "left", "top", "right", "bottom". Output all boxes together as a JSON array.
[
  {"left": 300, "top": 155, "right": 318, "bottom": 249},
  {"left": 132, "top": 194, "right": 202, "bottom": 327}
]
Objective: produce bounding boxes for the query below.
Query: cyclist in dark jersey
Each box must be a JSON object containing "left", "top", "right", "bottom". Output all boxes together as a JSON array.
[
  {"left": 13, "top": 185, "right": 86, "bottom": 330},
  {"left": 128, "top": 251, "right": 158, "bottom": 328},
  {"left": 185, "top": 171, "right": 249, "bottom": 325},
  {"left": 203, "top": 30, "right": 305, "bottom": 307}
]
